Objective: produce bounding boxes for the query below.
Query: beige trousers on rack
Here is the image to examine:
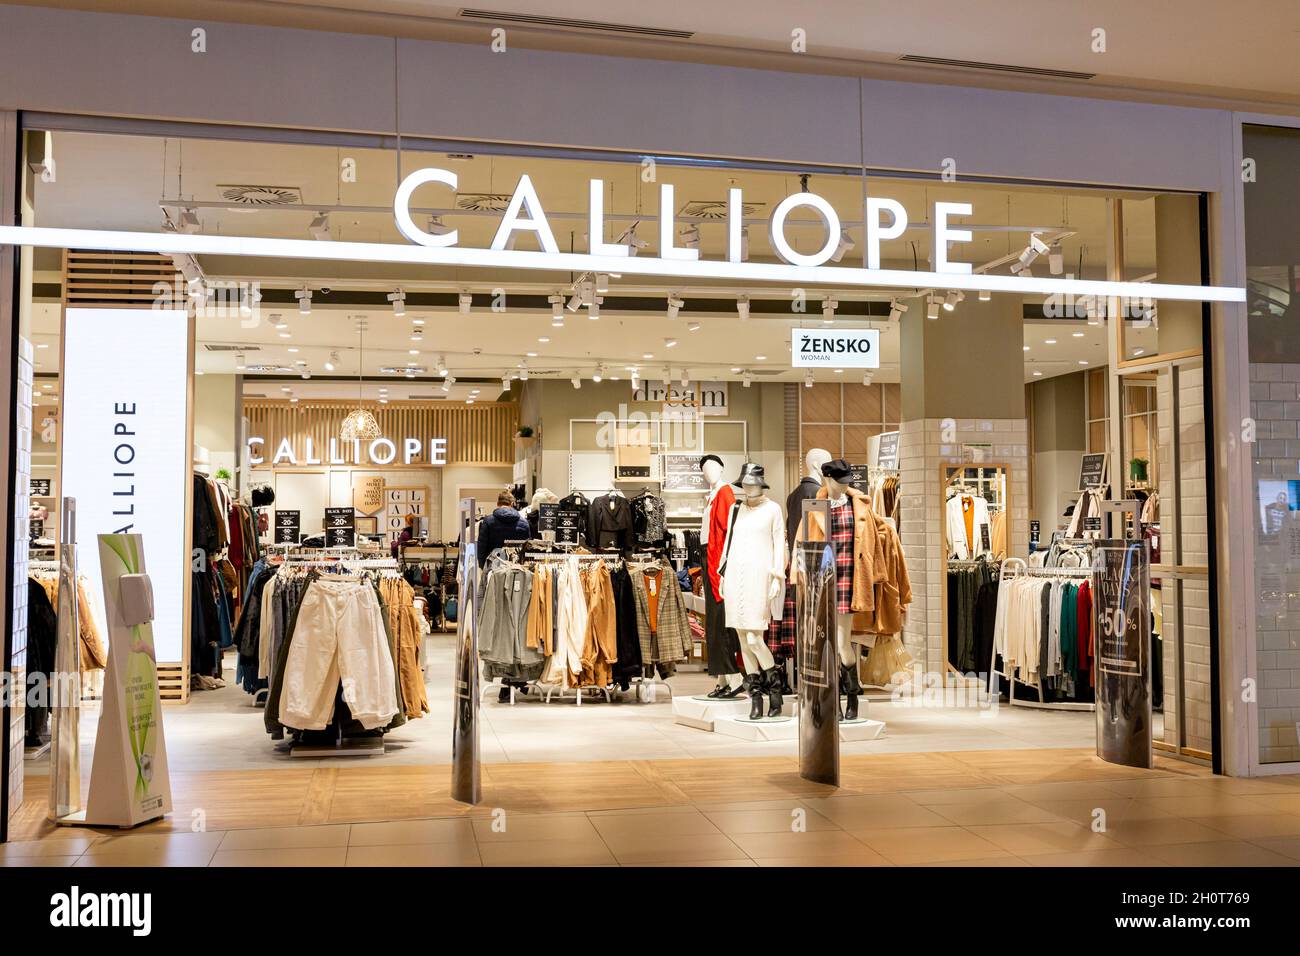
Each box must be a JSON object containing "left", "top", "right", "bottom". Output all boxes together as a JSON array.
[{"left": 280, "top": 578, "right": 399, "bottom": 731}]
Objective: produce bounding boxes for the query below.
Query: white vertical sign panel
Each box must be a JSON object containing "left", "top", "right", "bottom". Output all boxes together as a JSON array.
[{"left": 61, "top": 309, "right": 190, "bottom": 662}]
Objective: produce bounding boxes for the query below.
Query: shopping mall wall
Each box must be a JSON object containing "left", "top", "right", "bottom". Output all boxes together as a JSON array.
[{"left": 1029, "top": 373, "right": 1088, "bottom": 534}]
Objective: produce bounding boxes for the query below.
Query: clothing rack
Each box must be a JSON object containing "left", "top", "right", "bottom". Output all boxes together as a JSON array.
[{"left": 989, "top": 558, "right": 1096, "bottom": 711}]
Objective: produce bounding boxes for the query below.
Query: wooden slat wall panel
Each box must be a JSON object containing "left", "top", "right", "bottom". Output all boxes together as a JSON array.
[
  {"left": 63, "top": 249, "right": 179, "bottom": 307},
  {"left": 245, "top": 400, "right": 518, "bottom": 466}
]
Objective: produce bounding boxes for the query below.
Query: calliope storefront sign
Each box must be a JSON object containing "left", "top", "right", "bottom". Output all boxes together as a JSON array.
[
  {"left": 248, "top": 435, "right": 448, "bottom": 466},
  {"left": 0, "top": 172, "right": 1246, "bottom": 304}
]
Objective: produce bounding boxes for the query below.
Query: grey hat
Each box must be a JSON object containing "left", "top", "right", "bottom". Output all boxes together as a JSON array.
[{"left": 732, "top": 462, "right": 769, "bottom": 490}]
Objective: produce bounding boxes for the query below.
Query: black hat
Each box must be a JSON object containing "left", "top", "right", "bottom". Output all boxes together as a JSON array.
[
  {"left": 250, "top": 485, "right": 276, "bottom": 508},
  {"left": 821, "top": 459, "right": 853, "bottom": 481},
  {"left": 699, "top": 454, "right": 724, "bottom": 471},
  {"left": 732, "top": 462, "right": 770, "bottom": 490}
]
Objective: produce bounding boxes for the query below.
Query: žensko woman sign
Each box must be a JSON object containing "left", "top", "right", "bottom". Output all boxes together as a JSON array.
[{"left": 0, "top": 168, "right": 1246, "bottom": 304}]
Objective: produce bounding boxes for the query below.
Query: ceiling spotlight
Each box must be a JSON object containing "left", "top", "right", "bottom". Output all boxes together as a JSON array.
[
  {"left": 426, "top": 215, "right": 453, "bottom": 236},
  {"left": 1011, "top": 244, "right": 1039, "bottom": 275},
  {"left": 235, "top": 352, "right": 246, "bottom": 370},
  {"left": 1030, "top": 233, "right": 1051, "bottom": 256},
  {"left": 686, "top": 321, "right": 701, "bottom": 333},
  {"left": 177, "top": 207, "right": 200, "bottom": 234},
  {"left": 736, "top": 295, "right": 750, "bottom": 321},
  {"left": 804, "top": 370, "right": 815, "bottom": 388},
  {"left": 272, "top": 314, "right": 287, "bottom": 330},
  {"left": 441, "top": 378, "right": 452, "bottom": 393},
  {"left": 519, "top": 360, "right": 529, "bottom": 381},
  {"left": 308, "top": 212, "right": 331, "bottom": 241},
  {"left": 739, "top": 225, "right": 751, "bottom": 262},
  {"left": 325, "top": 350, "right": 339, "bottom": 372},
  {"left": 410, "top": 328, "right": 424, "bottom": 342},
  {"left": 458, "top": 292, "right": 473, "bottom": 314},
  {"left": 548, "top": 293, "right": 565, "bottom": 324},
  {"left": 943, "top": 290, "right": 962, "bottom": 311},
  {"left": 862, "top": 372, "right": 874, "bottom": 386},
  {"left": 630, "top": 369, "right": 640, "bottom": 391},
  {"left": 588, "top": 297, "right": 601, "bottom": 320},
  {"left": 888, "top": 299, "right": 908, "bottom": 322},
  {"left": 926, "top": 294, "right": 940, "bottom": 320},
  {"left": 831, "top": 228, "right": 855, "bottom": 263},
  {"left": 571, "top": 375, "right": 582, "bottom": 389},
  {"left": 978, "top": 288, "right": 991, "bottom": 302},
  {"left": 661, "top": 365, "right": 671, "bottom": 381},
  {"left": 301, "top": 368, "right": 311, "bottom": 380},
  {"left": 741, "top": 370, "right": 753, "bottom": 388},
  {"left": 592, "top": 365, "right": 604, "bottom": 383},
  {"left": 595, "top": 273, "right": 610, "bottom": 294},
  {"left": 680, "top": 369, "right": 689, "bottom": 389},
  {"left": 388, "top": 289, "right": 406, "bottom": 316},
  {"left": 822, "top": 298, "right": 838, "bottom": 324},
  {"left": 1048, "top": 242, "right": 1064, "bottom": 275},
  {"left": 501, "top": 374, "right": 511, "bottom": 392},
  {"left": 295, "top": 287, "right": 312, "bottom": 315},
  {"left": 667, "top": 294, "right": 685, "bottom": 320},
  {"left": 664, "top": 337, "right": 678, "bottom": 349},
  {"left": 620, "top": 224, "right": 648, "bottom": 256},
  {"left": 680, "top": 224, "right": 701, "bottom": 249},
  {"left": 565, "top": 291, "right": 583, "bottom": 312},
  {"left": 436, "top": 354, "right": 448, "bottom": 376}
]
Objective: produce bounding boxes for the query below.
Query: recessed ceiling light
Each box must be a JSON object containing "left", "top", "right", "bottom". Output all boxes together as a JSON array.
[
  {"left": 409, "top": 349, "right": 419, "bottom": 355},
  {"left": 279, "top": 332, "right": 291, "bottom": 339},
  {"left": 642, "top": 353, "right": 654, "bottom": 360},
  {"left": 36, "top": 343, "right": 48, "bottom": 349},
  {"left": 538, "top": 337, "right": 550, "bottom": 343},
  {"left": 280, "top": 386, "right": 291, "bottom": 393},
  {"left": 1072, "top": 331, "right": 1085, "bottom": 337},
  {"left": 526, "top": 351, "right": 538, "bottom": 358},
  {"left": 412, "top": 317, "right": 425, "bottom": 326},
  {"left": 1044, "top": 339, "right": 1057, "bottom": 345},
  {"left": 755, "top": 355, "right": 767, "bottom": 361},
  {"left": 834, "top": 368, "right": 843, "bottom": 374},
  {"left": 1032, "top": 370, "right": 1043, "bottom": 376},
  {"left": 1078, "top": 360, "right": 1089, "bottom": 365},
  {"left": 288, "top": 347, "right": 300, "bottom": 353},
  {"left": 1023, "top": 345, "right": 1030, "bottom": 351},
  {"left": 1133, "top": 348, "right": 1146, "bottom": 356}
]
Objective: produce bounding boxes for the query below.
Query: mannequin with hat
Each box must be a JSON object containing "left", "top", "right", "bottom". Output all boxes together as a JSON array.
[
  {"left": 699, "top": 455, "right": 744, "bottom": 698},
  {"left": 793, "top": 458, "right": 888, "bottom": 721},
  {"left": 718, "top": 463, "right": 788, "bottom": 719}
]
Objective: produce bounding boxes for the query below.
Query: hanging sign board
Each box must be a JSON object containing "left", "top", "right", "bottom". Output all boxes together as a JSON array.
[
  {"left": 875, "top": 431, "right": 899, "bottom": 470},
  {"left": 791, "top": 328, "right": 880, "bottom": 368},
  {"left": 274, "top": 510, "right": 300, "bottom": 545},
  {"left": 324, "top": 507, "right": 355, "bottom": 547},
  {"left": 353, "top": 475, "right": 385, "bottom": 515},
  {"left": 662, "top": 454, "right": 708, "bottom": 492},
  {"left": 60, "top": 308, "right": 190, "bottom": 662},
  {"left": 1079, "top": 452, "right": 1108, "bottom": 490},
  {"left": 555, "top": 507, "right": 584, "bottom": 544},
  {"left": 78, "top": 533, "right": 171, "bottom": 827},
  {"left": 537, "top": 502, "right": 558, "bottom": 539},
  {"left": 31, "top": 478, "right": 51, "bottom": 497},
  {"left": 847, "top": 464, "right": 871, "bottom": 494}
]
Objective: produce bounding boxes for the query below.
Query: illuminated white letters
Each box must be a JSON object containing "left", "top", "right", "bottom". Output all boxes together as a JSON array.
[
  {"left": 769, "top": 192, "right": 841, "bottom": 267},
  {"left": 865, "top": 197, "right": 908, "bottom": 271},
  {"left": 933, "top": 201, "right": 973, "bottom": 274},
  {"left": 393, "top": 167, "right": 459, "bottom": 248},
  {"left": 490, "top": 174, "right": 559, "bottom": 254},
  {"left": 658, "top": 183, "right": 699, "bottom": 261},
  {"left": 588, "top": 180, "right": 627, "bottom": 257}
]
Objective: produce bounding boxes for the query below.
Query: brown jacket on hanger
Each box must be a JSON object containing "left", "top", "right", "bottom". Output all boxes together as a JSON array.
[
  {"left": 578, "top": 561, "right": 618, "bottom": 686},
  {"left": 864, "top": 519, "right": 912, "bottom": 636},
  {"left": 629, "top": 561, "right": 692, "bottom": 664},
  {"left": 379, "top": 577, "right": 429, "bottom": 718},
  {"left": 793, "top": 485, "right": 888, "bottom": 626}
]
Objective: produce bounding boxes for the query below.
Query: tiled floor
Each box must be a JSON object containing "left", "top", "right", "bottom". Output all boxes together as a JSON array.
[{"left": 7, "top": 751, "right": 1300, "bottom": 867}]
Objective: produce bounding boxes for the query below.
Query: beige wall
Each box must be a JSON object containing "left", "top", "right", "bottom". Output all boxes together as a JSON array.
[
  {"left": 194, "top": 373, "right": 238, "bottom": 479},
  {"left": 1029, "top": 371, "right": 1087, "bottom": 532},
  {"left": 1155, "top": 194, "right": 1204, "bottom": 354}
]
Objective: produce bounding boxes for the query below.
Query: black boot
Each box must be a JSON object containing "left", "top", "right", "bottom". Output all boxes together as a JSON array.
[
  {"left": 747, "top": 673, "right": 764, "bottom": 720},
  {"left": 717, "top": 677, "right": 745, "bottom": 699},
  {"left": 764, "top": 666, "right": 785, "bottom": 718},
  {"left": 841, "top": 663, "right": 861, "bottom": 721}
]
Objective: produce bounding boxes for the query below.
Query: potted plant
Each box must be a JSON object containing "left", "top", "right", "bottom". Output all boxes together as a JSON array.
[
  {"left": 514, "top": 425, "right": 538, "bottom": 453},
  {"left": 1128, "top": 457, "right": 1148, "bottom": 483}
]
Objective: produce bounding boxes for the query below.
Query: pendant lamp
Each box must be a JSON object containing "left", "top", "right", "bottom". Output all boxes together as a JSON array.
[{"left": 340, "top": 317, "right": 381, "bottom": 441}]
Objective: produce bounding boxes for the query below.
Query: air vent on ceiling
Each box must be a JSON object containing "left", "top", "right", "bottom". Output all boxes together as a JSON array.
[
  {"left": 680, "top": 200, "right": 764, "bottom": 220},
  {"left": 407, "top": 394, "right": 448, "bottom": 400},
  {"left": 380, "top": 366, "right": 429, "bottom": 374},
  {"left": 458, "top": 8, "right": 694, "bottom": 39},
  {"left": 204, "top": 344, "right": 262, "bottom": 352},
  {"left": 218, "top": 184, "right": 305, "bottom": 206},
  {"left": 456, "top": 193, "right": 513, "bottom": 212},
  {"left": 898, "top": 54, "right": 1095, "bottom": 81},
  {"left": 244, "top": 364, "right": 294, "bottom": 374}
]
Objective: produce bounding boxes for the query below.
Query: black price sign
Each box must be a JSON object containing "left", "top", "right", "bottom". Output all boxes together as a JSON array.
[
  {"left": 30, "top": 478, "right": 51, "bottom": 497},
  {"left": 324, "top": 507, "right": 355, "bottom": 547},
  {"left": 1084, "top": 515, "right": 1103, "bottom": 532},
  {"left": 847, "top": 463, "right": 870, "bottom": 494},
  {"left": 555, "top": 507, "right": 584, "bottom": 544},
  {"left": 30, "top": 519, "right": 43, "bottom": 541},
  {"left": 274, "top": 510, "right": 300, "bottom": 545},
  {"left": 980, "top": 524, "right": 992, "bottom": 554},
  {"left": 876, "top": 431, "right": 899, "bottom": 470},
  {"left": 670, "top": 547, "right": 688, "bottom": 562},
  {"left": 1079, "top": 453, "right": 1107, "bottom": 490},
  {"left": 537, "top": 503, "right": 558, "bottom": 534},
  {"left": 1030, "top": 519, "right": 1041, "bottom": 546}
]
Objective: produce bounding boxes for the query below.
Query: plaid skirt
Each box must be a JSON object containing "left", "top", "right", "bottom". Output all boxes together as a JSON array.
[
  {"left": 830, "top": 501, "right": 855, "bottom": 614},
  {"left": 765, "top": 584, "right": 796, "bottom": 657}
]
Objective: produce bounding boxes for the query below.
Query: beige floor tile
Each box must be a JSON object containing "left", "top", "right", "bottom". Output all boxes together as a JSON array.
[
  {"left": 968, "top": 821, "right": 1123, "bottom": 855},
  {"left": 1248, "top": 836, "right": 1300, "bottom": 861},
  {"left": 75, "top": 847, "right": 218, "bottom": 867},
  {"left": 473, "top": 812, "right": 603, "bottom": 843},
  {"left": 1103, "top": 777, "right": 1216, "bottom": 798},
  {"left": 1132, "top": 795, "right": 1282, "bottom": 818},
  {"left": 1025, "top": 847, "right": 1165, "bottom": 867},
  {"left": 1003, "top": 781, "right": 1129, "bottom": 803},
  {"left": 727, "top": 830, "right": 888, "bottom": 864},
  {"left": 348, "top": 818, "right": 475, "bottom": 846},
  {"left": 1184, "top": 813, "right": 1300, "bottom": 840},
  {"left": 590, "top": 809, "right": 721, "bottom": 840},
  {"left": 900, "top": 787, "right": 1007, "bottom": 805},
  {"left": 1200, "top": 777, "right": 1300, "bottom": 796},
  {"left": 752, "top": 851, "right": 893, "bottom": 867},
  {"left": 0, "top": 836, "right": 96, "bottom": 859},
  {"left": 1143, "top": 840, "right": 1299, "bottom": 867},
  {"left": 346, "top": 842, "right": 481, "bottom": 866},
  {"left": 806, "top": 794, "right": 952, "bottom": 829},
  {"left": 218, "top": 824, "right": 351, "bottom": 851},
  {"left": 210, "top": 846, "right": 349, "bottom": 867},
  {"left": 85, "top": 831, "right": 224, "bottom": 857},
  {"left": 479, "top": 839, "right": 616, "bottom": 867},
  {"left": 703, "top": 807, "right": 841, "bottom": 834},
  {"left": 1240, "top": 793, "right": 1300, "bottom": 814},
  {"left": 1022, "top": 797, "right": 1173, "bottom": 825},
  {"left": 931, "top": 799, "right": 1065, "bottom": 827},
  {"left": 1098, "top": 816, "right": 1228, "bottom": 847},
  {"left": 623, "top": 859, "right": 758, "bottom": 867},
  {"left": 916, "top": 856, "right": 1027, "bottom": 867},
  {"left": 603, "top": 831, "right": 747, "bottom": 865},
  {"left": 852, "top": 826, "right": 1008, "bottom": 864},
  {"left": 1, "top": 855, "right": 80, "bottom": 867}
]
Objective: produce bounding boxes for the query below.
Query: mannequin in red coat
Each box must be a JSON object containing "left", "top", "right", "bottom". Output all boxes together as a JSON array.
[{"left": 701, "top": 455, "right": 744, "bottom": 697}]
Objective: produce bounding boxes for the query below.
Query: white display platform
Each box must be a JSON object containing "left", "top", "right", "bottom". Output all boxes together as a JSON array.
[
  {"left": 671, "top": 695, "right": 750, "bottom": 731},
  {"left": 839, "top": 718, "right": 887, "bottom": 740},
  {"left": 714, "top": 714, "right": 798, "bottom": 741}
]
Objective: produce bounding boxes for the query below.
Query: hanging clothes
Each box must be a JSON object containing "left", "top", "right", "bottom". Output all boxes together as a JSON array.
[
  {"left": 630, "top": 559, "right": 692, "bottom": 677},
  {"left": 588, "top": 494, "right": 636, "bottom": 551},
  {"left": 945, "top": 493, "right": 992, "bottom": 560},
  {"left": 480, "top": 563, "right": 546, "bottom": 684},
  {"left": 379, "top": 575, "right": 429, "bottom": 718},
  {"left": 631, "top": 492, "right": 668, "bottom": 548}
]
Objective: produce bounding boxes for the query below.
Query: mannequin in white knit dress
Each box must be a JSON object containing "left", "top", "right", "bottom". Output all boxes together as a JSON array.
[{"left": 719, "top": 463, "right": 787, "bottom": 720}]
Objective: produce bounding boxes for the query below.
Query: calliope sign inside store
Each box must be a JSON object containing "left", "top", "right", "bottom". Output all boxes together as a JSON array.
[{"left": 247, "top": 435, "right": 449, "bottom": 466}]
